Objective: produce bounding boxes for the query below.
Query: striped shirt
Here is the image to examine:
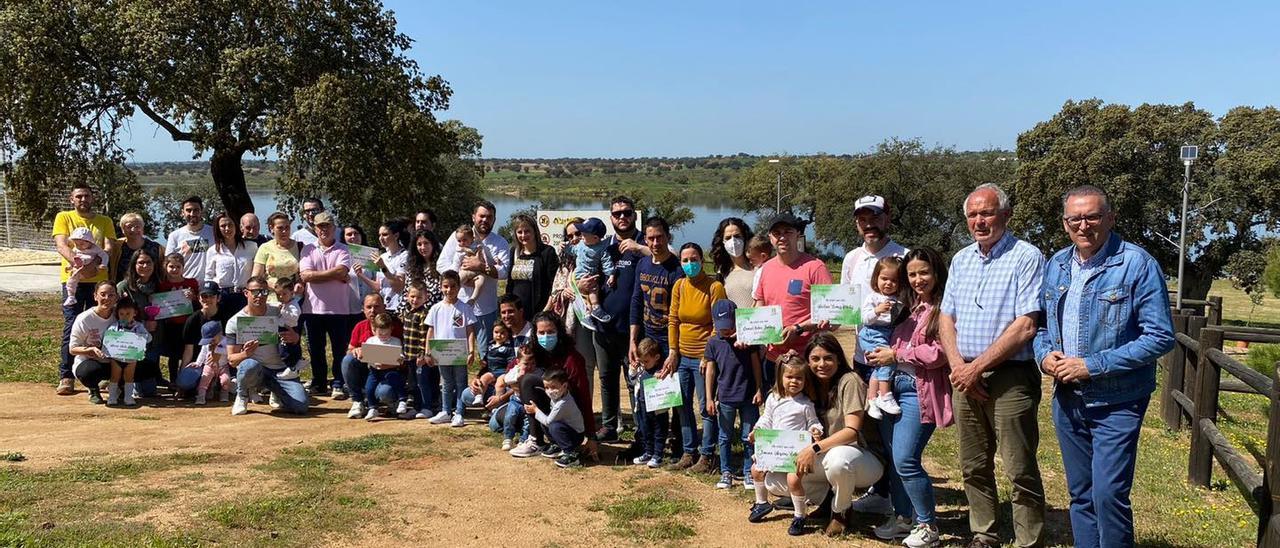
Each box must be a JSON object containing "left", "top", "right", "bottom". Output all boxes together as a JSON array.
[{"left": 941, "top": 231, "right": 1045, "bottom": 361}]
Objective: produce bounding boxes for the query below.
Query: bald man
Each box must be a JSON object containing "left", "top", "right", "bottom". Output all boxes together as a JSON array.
[{"left": 240, "top": 213, "right": 269, "bottom": 245}]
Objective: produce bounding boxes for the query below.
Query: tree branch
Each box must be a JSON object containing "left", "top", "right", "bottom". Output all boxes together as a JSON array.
[{"left": 130, "top": 97, "right": 193, "bottom": 142}]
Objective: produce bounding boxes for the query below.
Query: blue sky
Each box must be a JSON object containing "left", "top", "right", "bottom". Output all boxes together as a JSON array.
[{"left": 125, "top": 1, "right": 1280, "bottom": 161}]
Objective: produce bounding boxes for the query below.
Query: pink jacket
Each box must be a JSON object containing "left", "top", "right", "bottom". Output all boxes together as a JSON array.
[{"left": 889, "top": 302, "right": 953, "bottom": 427}]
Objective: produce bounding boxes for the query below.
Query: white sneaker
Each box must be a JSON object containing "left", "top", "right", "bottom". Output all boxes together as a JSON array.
[
  {"left": 450, "top": 413, "right": 466, "bottom": 427},
  {"left": 472, "top": 393, "right": 484, "bottom": 405},
  {"left": 231, "top": 396, "right": 248, "bottom": 416},
  {"left": 347, "top": 402, "right": 364, "bottom": 419},
  {"left": 867, "top": 397, "right": 884, "bottom": 420},
  {"left": 269, "top": 393, "right": 282, "bottom": 409},
  {"left": 395, "top": 401, "right": 409, "bottom": 415},
  {"left": 903, "top": 523, "right": 940, "bottom": 548},
  {"left": 427, "top": 411, "right": 451, "bottom": 424},
  {"left": 850, "top": 491, "right": 893, "bottom": 514},
  {"left": 876, "top": 393, "right": 901, "bottom": 415},
  {"left": 195, "top": 393, "right": 206, "bottom": 405},
  {"left": 364, "top": 408, "right": 380, "bottom": 421},
  {"left": 107, "top": 384, "right": 120, "bottom": 406},
  {"left": 331, "top": 387, "right": 347, "bottom": 400},
  {"left": 509, "top": 439, "right": 541, "bottom": 458},
  {"left": 501, "top": 438, "right": 513, "bottom": 451},
  {"left": 873, "top": 515, "right": 913, "bottom": 540}
]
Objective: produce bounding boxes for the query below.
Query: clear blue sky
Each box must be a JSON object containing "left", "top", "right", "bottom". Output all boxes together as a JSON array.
[{"left": 125, "top": 0, "right": 1280, "bottom": 161}]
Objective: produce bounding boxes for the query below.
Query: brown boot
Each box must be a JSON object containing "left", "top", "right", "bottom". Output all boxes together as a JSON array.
[
  {"left": 689, "top": 455, "right": 716, "bottom": 474},
  {"left": 668, "top": 454, "right": 696, "bottom": 470},
  {"left": 823, "top": 509, "right": 849, "bottom": 537}
]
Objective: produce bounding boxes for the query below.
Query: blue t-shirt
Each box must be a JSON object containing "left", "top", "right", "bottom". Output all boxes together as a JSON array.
[
  {"left": 704, "top": 334, "right": 758, "bottom": 405},
  {"left": 483, "top": 342, "right": 515, "bottom": 376},
  {"left": 630, "top": 254, "right": 684, "bottom": 344},
  {"left": 598, "top": 233, "right": 645, "bottom": 334}
]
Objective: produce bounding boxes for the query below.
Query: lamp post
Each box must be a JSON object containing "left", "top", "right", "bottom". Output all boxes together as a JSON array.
[
  {"left": 768, "top": 159, "right": 781, "bottom": 213},
  {"left": 1176, "top": 145, "right": 1198, "bottom": 310}
]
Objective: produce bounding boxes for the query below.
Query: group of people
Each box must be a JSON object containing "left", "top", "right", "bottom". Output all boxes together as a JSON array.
[{"left": 51, "top": 181, "right": 1173, "bottom": 548}]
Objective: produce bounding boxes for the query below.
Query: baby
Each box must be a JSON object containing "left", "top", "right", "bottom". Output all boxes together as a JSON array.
[
  {"left": 63, "top": 227, "right": 110, "bottom": 306},
  {"left": 572, "top": 218, "right": 615, "bottom": 323},
  {"left": 452, "top": 224, "right": 494, "bottom": 306}
]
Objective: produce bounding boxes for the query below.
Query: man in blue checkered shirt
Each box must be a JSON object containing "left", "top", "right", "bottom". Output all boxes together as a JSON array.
[{"left": 939, "top": 183, "right": 1047, "bottom": 548}]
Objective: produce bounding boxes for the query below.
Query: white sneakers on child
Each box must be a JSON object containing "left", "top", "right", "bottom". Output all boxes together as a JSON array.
[
  {"left": 231, "top": 396, "right": 248, "bottom": 416},
  {"left": 509, "top": 439, "right": 541, "bottom": 458},
  {"left": 348, "top": 402, "right": 364, "bottom": 419},
  {"left": 472, "top": 393, "right": 484, "bottom": 405},
  {"left": 450, "top": 414, "right": 466, "bottom": 427},
  {"left": 903, "top": 523, "right": 940, "bottom": 547},
  {"left": 395, "top": 401, "right": 409, "bottom": 415},
  {"left": 875, "top": 393, "right": 902, "bottom": 415},
  {"left": 501, "top": 438, "right": 514, "bottom": 451},
  {"left": 364, "top": 407, "right": 380, "bottom": 421},
  {"left": 427, "top": 411, "right": 451, "bottom": 424}
]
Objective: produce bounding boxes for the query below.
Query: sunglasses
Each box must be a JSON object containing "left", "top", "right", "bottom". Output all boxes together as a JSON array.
[
  {"left": 303, "top": 208, "right": 324, "bottom": 215},
  {"left": 611, "top": 209, "right": 635, "bottom": 219},
  {"left": 246, "top": 289, "right": 271, "bottom": 297}
]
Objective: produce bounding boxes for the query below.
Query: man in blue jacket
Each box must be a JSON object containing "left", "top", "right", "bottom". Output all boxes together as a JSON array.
[{"left": 1034, "top": 184, "right": 1174, "bottom": 548}]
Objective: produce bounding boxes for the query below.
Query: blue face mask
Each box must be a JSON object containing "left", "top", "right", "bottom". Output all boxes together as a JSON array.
[
  {"left": 682, "top": 262, "right": 702, "bottom": 277},
  {"left": 537, "top": 334, "right": 558, "bottom": 352}
]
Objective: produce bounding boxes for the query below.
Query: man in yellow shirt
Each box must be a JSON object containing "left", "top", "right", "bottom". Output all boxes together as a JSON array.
[{"left": 52, "top": 183, "right": 117, "bottom": 395}]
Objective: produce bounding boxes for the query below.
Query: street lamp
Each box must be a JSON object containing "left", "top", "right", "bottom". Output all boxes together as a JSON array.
[
  {"left": 1176, "top": 145, "right": 1198, "bottom": 310},
  {"left": 768, "top": 159, "right": 781, "bottom": 213}
]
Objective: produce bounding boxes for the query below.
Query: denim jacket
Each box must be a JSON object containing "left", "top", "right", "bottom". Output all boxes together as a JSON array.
[{"left": 1033, "top": 233, "right": 1174, "bottom": 407}]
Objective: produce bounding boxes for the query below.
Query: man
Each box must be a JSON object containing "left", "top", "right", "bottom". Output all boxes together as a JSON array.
[
  {"left": 753, "top": 212, "right": 833, "bottom": 375},
  {"left": 436, "top": 200, "right": 510, "bottom": 358},
  {"left": 840, "top": 195, "right": 907, "bottom": 516},
  {"left": 939, "top": 183, "right": 1046, "bottom": 548},
  {"left": 341, "top": 293, "right": 405, "bottom": 418},
  {"left": 297, "top": 211, "right": 354, "bottom": 398},
  {"left": 240, "top": 212, "right": 269, "bottom": 246},
  {"left": 52, "top": 183, "right": 117, "bottom": 395},
  {"left": 498, "top": 294, "right": 532, "bottom": 346},
  {"left": 414, "top": 209, "right": 436, "bottom": 233},
  {"left": 227, "top": 276, "right": 307, "bottom": 415},
  {"left": 164, "top": 196, "right": 215, "bottom": 280},
  {"left": 1035, "top": 185, "right": 1173, "bottom": 548},
  {"left": 293, "top": 197, "right": 325, "bottom": 247}
]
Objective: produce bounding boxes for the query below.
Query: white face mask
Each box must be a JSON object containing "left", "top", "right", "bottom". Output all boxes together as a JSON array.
[
  {"left": 546, "top": 388, "right": 565, "bottom": 401},
  {"left": 724, "top": 236, "right": 744, "bottom": 258}
]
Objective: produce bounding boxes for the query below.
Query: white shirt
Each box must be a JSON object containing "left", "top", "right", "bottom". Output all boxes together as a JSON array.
[
  {"left": 292, "top": 227, "right": 318, "bottom": 247},
  {"left": 840, "top": 239, "right": 907, "bottom": 362},
  {"left": 754, "top": 392, "right": 823, "bottom": 434},
  {"left": 377, "top": 248, "right": 408, "bottom": 310},
  {"left": 860, "top": 292, "right": 897, "bottom": 327},
  {"left": 195, "top": 339, "right": 230, "bottom": 369},
  {"left": 204, "top": 241, "right": 258, "bottom": 290},
  {"left": 70, "top": 308, "right": 116, "bottom": 377},
  {"left": 426, "top": 299, "right": 477, "bottom": 341},
  {"left": 165, "top": 224, "right": 216, "bottom": 280},
  {"left": 226, "top": 306, "right": 283, "bottom": 367},
  {"left": 436, "top": 231, "right": 511, "bottom": 316}
]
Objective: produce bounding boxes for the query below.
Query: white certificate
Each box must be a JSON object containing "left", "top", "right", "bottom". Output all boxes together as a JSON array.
[
  {"left": 428, "top": 339, "right": 469, "bottom": 366},
  {"left": 753, "top": 429, "right": 813, "bottom": 473},
  {"left": 361, "top": 342, "right": 402, "bottom": 366},
  {"left": 235, "top": 316, "right": 279, "bottom": 346},
  {"left": 642, "top": 374, "right": 683, "bottom": 411},
  {"left": 735, "top": 306, "right": 784, "bottom": 345},
  {"left": 810, "top": 284, "right": 862, "bottom": 326},
  {"left": 103, "top": 330, "right": 147, "bottom": 361},
  {"left": 151, "top": 289, "right": 194, "bottom": 320}
]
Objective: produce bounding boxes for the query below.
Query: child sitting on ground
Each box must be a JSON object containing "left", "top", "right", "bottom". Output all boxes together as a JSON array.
[
  {"left": 862, "top": 256, "right": 908, "bottom": 419},
  {"left": 499, "top": 344, "right": 538, "bottom": 451},
  {"left": 571, "top": 218, "right": 615, "bottom": 323},
  {"left": 363, "top": 312, "right": 409, "bottom": 421},
  {"left": 194, "top": 321, "right": 231, "bottom": 405},
  {"left": 747, "top": 351, "right": 824, "bottom": 536},
  {"left": 631, "top": 338, "right": 671, "bottom": 469},
  {"left": 472, "top": 322, "right": 516, "bottom": 406},
  {"left": 451, "top": 224, "right": 494, "bottom": 306},
  {"left": 63, "top": 227, "right": 110, "bottom": 306},
  {"left": 104, "top": 297, "right": 150, "bottom": 406},
  {"left": 525, "top": 368, "right": 586, "bottom": 468}
]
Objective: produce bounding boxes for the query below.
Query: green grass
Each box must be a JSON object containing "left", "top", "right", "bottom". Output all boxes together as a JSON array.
[{"left": 588, "top": 486, "right": 702, "bottom": 543}]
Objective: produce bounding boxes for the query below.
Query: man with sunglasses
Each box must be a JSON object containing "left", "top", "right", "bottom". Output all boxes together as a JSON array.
[
  {"left": 293, "top": 197, "right": 325, "bottom": 247},
  {"left": 227, "top": 276, "right": 308, "bottom": 415},
  {"left": 939, "top": 183, "right": 1046, "bottom": 548}
]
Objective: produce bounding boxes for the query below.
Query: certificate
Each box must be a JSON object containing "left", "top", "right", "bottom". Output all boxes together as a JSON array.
[
  {"left": 151, "top": 289, "right": 193, "bottom": 320},
  {"left": 642, "top": 374, "right": 683, "bottom": 411},
  {"left": 347, "top": 243, "right": 380, "bottom": 273},
  {"left": 103, "top": 330, "right": 147, "bottom": 361},
  {"left": 361, "top": 342, "right": 402, "bottom": 366},
  {"left": 235, "top": 316, "right": 280, "bottom": 346},
  {"left": 753, "top": 429, "right": 813, "bottom": 473},
  {"left": 735, "top": 306, "right": 784, "bottom": 345},
  {"left": 810, "top": 284, "right": 862, "bottom": 326},
  {"left": 428, "top": 339, "right": 469, "bottom": 366}
]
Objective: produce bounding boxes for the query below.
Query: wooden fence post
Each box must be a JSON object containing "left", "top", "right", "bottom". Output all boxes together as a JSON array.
[
  {"left": 1184, "top": 315, "right": 1209, "bottom": 409},
  {"left": 1189, "top": 327, "right": 1223, "bottom": 487},
  {"left": 1260, "top": 367, "right": 1280, "bottom": 547},
  {"left": 1208, "top": 295, "right": 1223, "bottom": 326},
  {"left": 1163, "top": 313, "right": 1190, "bottom": 430}
]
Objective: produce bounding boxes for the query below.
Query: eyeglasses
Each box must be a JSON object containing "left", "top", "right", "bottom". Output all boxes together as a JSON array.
[
  {"left": 1062, "top": 214, "right": 1104, "bottom": 227},
  {"left": 565, "top": 231, "right": 581, "bottom": 239},
  {"left": 246, "top": 289, "right": 271, "bottom": 297},
  {"left": 611, "top": 209, "right": 635, "bottom": 219}
]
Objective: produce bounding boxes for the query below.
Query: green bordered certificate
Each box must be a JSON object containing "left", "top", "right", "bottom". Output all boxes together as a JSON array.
[
  {"left": 151, "top": 289, "right": 194, "bottom": 320},
  {"left": 753, "top": 429, "right": 813, "bottom": 473},
  {"left": 735, "top": 305, "right": 784, "bottom": 345},
  {"left": 235, "top": 316, "right": 280, "bottom": 346},
  {"left": 642, "top": 374, "right": 683, "bottom": 411},
  {"left": 810, "top": 284, "right": 862, "bottom": 326},
  {"left": 428, "top": 339, "right": 469, "bottom": 366},
  {"left": 347, "top": 243, "right": 380, "bottom": 273},
  {"left": 103, "top": 330, "right": 147, "bottom": 361}
]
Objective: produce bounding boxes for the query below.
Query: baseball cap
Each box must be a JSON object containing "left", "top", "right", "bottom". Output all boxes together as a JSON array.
[
  {"left": 312, "top": 211, "right": 336, "bottom": 226},
  {"left": 712, "top": 299, "right": 738, "bottom": 330},
  {"left": 198, "top": 321, "right": 222, "bottom": 345},
  {"left": 764, "top": 212, "right": 805, "bottom": 232},
  {"left": 854, "top": 195, "right": 887, "bottom": 214},
  {"left": 575, "top": 217, "right": 607, "bottom": 238},
  {"left": 199, "top": 281, "right": 221, "bottom": 296}
]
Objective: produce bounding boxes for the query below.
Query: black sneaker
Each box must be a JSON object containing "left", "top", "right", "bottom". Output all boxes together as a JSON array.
[
  {"left": 595, "top": 427, "right": 619, "bottom": 442},
  {"left": 554, "top": 451, "right": 581, "bottom": 468},
  {"left": 541, "top": 444, "right": 563, "bottom": 458},
  {"left": 87, "top": 390, "right": 104, "bottom": 405},
  {"left": 773, "top": 497, "right": 794, "bottom": 511},
  {"left": 589, "top": 308, "right": 612, "bottom": 323},
  {"left": 748, "top": 502, "right": 773, "bottom": 523},
  {"left": 788, "top": 515, "right": 807, "bottom": 536}
]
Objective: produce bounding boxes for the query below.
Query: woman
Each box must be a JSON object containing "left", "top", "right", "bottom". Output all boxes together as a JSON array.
[
  {"left": 68, "top": 282, "right": 118, "bottom": 404},
  {"left": 116, "top": 249, "right": 163, "bottom": 395},
  {"left": 368, "top": 220, "right": 410, "bottom": 314},
  {"left": 664, "top": 242, "right": 727, "bottom": 472},
  {"left": 343, "top": 223, "right": 374, "bottom": 329},
  {"left": 206, "top": 212, "right": 257, "bottom": 323},
  {"left": 505, "top": 214, "right": 559, "bottom": 317},
  {"left": 252, "top": 212, "right": 301, "bottom": 300},
  {"left": 112, "top": 212, "right": 162, "bottom": 285},
  {"left": 709, "top": 217, "right": 755, "bottom": 308},
  {"left": 509, "top": 311, "right": 597, "bottom": 463},
  {"left": 863, "top": 248, "right": 951, "bottom": 547},
  {"left": 765, "top": 332, "right": 884, "bottom": 537},
  {"left": 401, "top": 229, "right": 444, "bottom": 316}
]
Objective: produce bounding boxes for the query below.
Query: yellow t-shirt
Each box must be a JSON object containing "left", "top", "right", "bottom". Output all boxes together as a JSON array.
[
  {"left": 51, "top": 210, "right": 117, "bottom": 283},
  {"left": 254, "top": 240, "right": 300, "bottom": 291}
]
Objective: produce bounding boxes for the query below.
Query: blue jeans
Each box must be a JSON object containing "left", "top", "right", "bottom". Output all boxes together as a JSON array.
[
  {"left": 503, "top": 396, "right": 529, "bottom": 440},
  {"left": 873, "top": 364, "right": 897, "bottom": 382},
  {"left": 440, "top": 365, "right": 467, "bottom": 416},
  {"left": 415, "top": 364, "right": 441, "bottom": 415},
  {"left": 301, "top": 313, "right": 351, "bottom": 390},
  {"left": 475, "top": 310, "right": 497, "bottom": 361},
  {"left": 676, "top": 356, "right": 716, "bottom": 457},
  {"left": 365, "top": 369, "right": 406, "bottom": 407},
  {"left": 855, "top": 360, "right": 892, "bottom": 499},
  {"left": 717, "top": 401, "right": 759, "bottom": 476},
  {"left": 1053, "top": 390, "right": 1148, "bottom": 548},
  {"left": 635, "top": 370, "right": 669, "bottom": 458},
  {"left": 60, "top": 282, "right": 96, "bottom": 380},
  {"left": 548, "top": 421, "right": 585, "bottom": 453},
  {"left": 236, "top": 359, "right": 308, "bottom": 414},
  {"left": 879, "top": 372, "right": 938, "bottom": 524},
  {"left": 341, "top": 355, "right": 369, "bottom": 402}
]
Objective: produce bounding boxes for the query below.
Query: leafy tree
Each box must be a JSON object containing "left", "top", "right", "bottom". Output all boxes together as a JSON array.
[
  {"left": 0, "top": 0, "right": 476, "bottom": 229},
  {"left": 1226, "top": 248, "right": 1269, "bottom": 324},
  {"left": 635, "top": 190, "right": 694, "bottom": 233},
  {"left": 1266, "top": 246, "right": 1280, "bottom": 298}
]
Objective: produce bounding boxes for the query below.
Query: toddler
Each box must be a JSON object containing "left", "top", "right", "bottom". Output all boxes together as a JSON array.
[
  {"left": 747, "top": 352, "right": 824, "bottom": 536},
  {"left": 194, "top": 321, "right": 232, "bottom": 405},
  {"left": 273, "top": 277, "right": 307, "bottom": 380},
  {"left": 861, "top": 256, "right": 908, "bottom": 419},
  {"left": 747, "top": 233, "right": 773, "bottom": 300},
  {"left": 363, "top": 312, "right": 409, "bottom": 420},
  {"left": 500, "top": 344, "right": 538, "bottom": 451},
  {"left": 63, "top": 227, "right": 110, "bottom": 306},
  {"left": 104, "top": 297, "right": 150, "bottom": 406},
  {"left": 630, "top": 338, "right": 671, "bottom": 469},
  {"left": 452, "top": 224, "right": 494, "bottom": 306},
  {"left": 472, "top": 322, "right": 516, "bottom": 405},
  {"left": 571, "top": 218, "right": 615, "bottom": 323},
  {"left": 525, "top": 368, "right": 586, "bottom": 468}
]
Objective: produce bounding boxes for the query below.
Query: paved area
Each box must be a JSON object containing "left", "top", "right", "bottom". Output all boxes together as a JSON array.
[{"left": 0, "top": 264, "right": 62, "bottom": 294}]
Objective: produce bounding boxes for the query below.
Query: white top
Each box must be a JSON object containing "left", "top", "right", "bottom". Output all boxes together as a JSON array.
[
  {"left": 195, "top": 339, "right": 229, "bottom": 369},
  {"left": 436, "top": 231, "right": 511, "bottom": 316},
  {"left": 70, "top": 247, "right": 110, "bottom": 274},
  {"left": 860, "top": 292, "right": 897, "bottom": 327},
  {"left": 754, "top": 392, "right": 823, "bottom": 434},
  {"left": 292, "top": 227, "right": 318, "bottom": 247},
  {"left": 377, "top": 248, "right": 409, "bottom": 310},
  {"left": 204, "top": 241, "right": 259, "bottom": 290},
  {"left": 279, "top": 300, "right": 301, "bottom": 329},
  {"left": 69, "top": 308, "right": 116, "bottom": 377},
  {"left": 165, "top": 224, "right": 216, "bottom": 280},
  {"left": 840, "top": 239, "right": 907, "bottom": 362},
  {"left": 225, "top": 306, "right": 283, "bottom": 368},
  {"left": 426, "top": 299, "right": 477, "bottom": 341}
]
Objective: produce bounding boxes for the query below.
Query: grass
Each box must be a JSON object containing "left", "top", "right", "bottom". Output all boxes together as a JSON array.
[{"left": 588, "top": 483, "right": 702, "bottom": 543}]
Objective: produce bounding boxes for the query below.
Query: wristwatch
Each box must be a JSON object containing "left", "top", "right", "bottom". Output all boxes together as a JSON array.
[
  {"left": 794, "top": 323, "right": 806, "bottom": 334},
  {"left": 811, "top": 443, "right": 822, "bottom": 454}
]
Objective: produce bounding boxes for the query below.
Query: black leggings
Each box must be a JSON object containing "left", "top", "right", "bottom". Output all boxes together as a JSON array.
[
  {"left": 519, "top": 371, "right": 550, "bottom": 444},
  {"left": 74, "top": 359, "right": 111, "bottom": 393}
]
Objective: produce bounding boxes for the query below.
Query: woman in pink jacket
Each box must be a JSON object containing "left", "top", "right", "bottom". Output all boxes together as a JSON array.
[{"left": 863, "top": 247, "right": 952, "bottom": 547}]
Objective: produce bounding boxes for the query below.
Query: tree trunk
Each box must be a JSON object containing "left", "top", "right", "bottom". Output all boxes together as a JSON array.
[
  {"left": 1181, "top": 262, "right": 1216, "bottom": 301},
  {"left": 209, "top": 147, "right": 253, "bottom": 220}
]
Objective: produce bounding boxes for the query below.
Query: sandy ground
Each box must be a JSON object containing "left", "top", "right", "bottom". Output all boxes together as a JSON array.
[{"left": 0, "top": 247, "right": 60, "bottom": 265}]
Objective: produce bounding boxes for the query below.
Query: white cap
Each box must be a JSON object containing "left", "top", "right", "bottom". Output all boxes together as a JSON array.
[
  {"left": 69, "top": 227, "right": 95, "bottom": 242},
  {"left": 854, "top": 195, "right": 886, "bottom": 214}
]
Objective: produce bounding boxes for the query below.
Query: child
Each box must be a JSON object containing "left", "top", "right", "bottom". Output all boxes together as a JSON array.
[
  {"left": 363, "top": 312, "right": 409, "bottom": 421},
  {"left": 571, "top": 218, "right": 615, "bottom": 323},
  {"left": 63, "top": 227, "right": 110, "bottom": 306},
  {"left": 747, "top": 351, "right": 824, "bottom": 536},
  {"left": 158, "top": 253, "right": 198, "bottom": 392},
  {"left": 499, "top": 344, "right": 538, "bottom": 451},
  {"left": 401, "top": 281, "right": 432, "bottom": 420},
  {"left": 452, "top": 224, "right": 494, "bottom": 306},
  {"left": 525, "top": 368, "right": 586, "bottom": 468},
  {"left": 862, "top": 256, "right": 908, "bottom": 419},
  {"left": 631, "top": 338, "right": 671, "bottom": 469},
  {"left": 273, "top": 277, "right": 307, "bottom": 380},
  {"left": 194, "top": 321, "right": 232, "bottom": 405},
  {"left": 424, "top": 270, "right": 478, "bottom": 427},
  {"left": 104, "top": 297, "right": 150, "bottom": 406},
  {"left": 472, "top": 322, "right": 516, "bottom": 405},
  {"left": 703, "top": 299, "right": 764, "bottom": 489},
  {"left": 747, "top": 233, "right": 774, "bottom": 300}
]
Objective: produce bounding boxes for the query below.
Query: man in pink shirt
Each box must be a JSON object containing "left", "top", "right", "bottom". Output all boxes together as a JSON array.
[
  {"left": 298, "top": 212, "right": 355, "bottom": 398},
  {"left": 753, "top": 212, "right": 833, "bottom": 386}
]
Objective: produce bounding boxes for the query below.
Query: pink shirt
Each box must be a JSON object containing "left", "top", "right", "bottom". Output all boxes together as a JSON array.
[
  {"left": 752, "top": 253, "right": 833, "bottom": 360},
  {"left": 889, "top": 301, "right": 953, "bottom": 426},
  {"left": 299, "top": 241, "right": 354, "bottom": 315}
]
